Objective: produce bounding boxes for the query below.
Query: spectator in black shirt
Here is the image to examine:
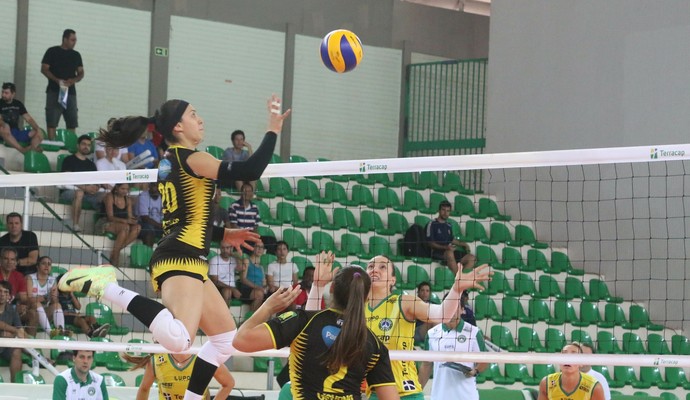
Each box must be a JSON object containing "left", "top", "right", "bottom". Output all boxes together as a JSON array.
[
  {"left": 0, "top": 82, "right": 43, "bottom": 153},
  {"left": 0, "top": 213, "right": 39, "bottom": 275},
  {"left": 60, "top": 135, "right": 103, "bottom": 232}
]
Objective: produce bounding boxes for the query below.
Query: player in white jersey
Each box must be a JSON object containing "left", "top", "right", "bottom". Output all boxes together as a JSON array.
[
  {"left": 52, "top": 350, "right": 109, "bottom": 400},
  {"left": 27, "top": 256, "right": 68, "bottom": 336},
  {"left": 419, "top": 303, "right": 488, "bottom": 400},
  {"left": 579, "top": 342, "right": 612, "bottom": 400}
]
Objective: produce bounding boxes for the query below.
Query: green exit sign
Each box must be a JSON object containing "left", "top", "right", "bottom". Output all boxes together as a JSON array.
[{"left": 154, "top": 47, "right": 168, "bottom": 57}]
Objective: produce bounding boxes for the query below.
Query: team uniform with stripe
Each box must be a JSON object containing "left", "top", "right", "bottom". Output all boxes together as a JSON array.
[
  {"left": 366, "top": 294, "right": 423, "bottom": 399},
  {"left": 52, "top": 368, "right": 108, "bottom": 400},
  {"left": 545, "top": 372, "right": 600, "bottom": 400},
  {"left": 151, "top": 354, "right": 208, "bottom": 400},
  {"left": 150, "top": 146, "right": 217, "bottom": 292},
  {"left": 28, "top": 273, "right": 57, "bottom": 305},
  {"left": 424, "top": 320, "right": 486, "bottom": 400},
  {"left": 264, "top": 308, "right": 395, "bottom": 400}
]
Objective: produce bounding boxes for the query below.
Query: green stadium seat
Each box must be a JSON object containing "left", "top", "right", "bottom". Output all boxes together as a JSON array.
[
  {"left": 475, "top": 245, "right": 506, "bottom": 270},
  {"left": 597, "top": 331, "right": 623, "bottom": 354},
  {"left": 105, "top": 351, "right": 132, "bottom": 371},
  {"left": 589, "top": 279, "right": 623, "bottom": 303},
  {"left": 419, "top": 193, "right": 449, "bottom": 214},
  {"left": 413, "top": 215, "right": 432, "bottom": 229},
  {"left": 451, "top": 195, "right": 478, "bottom": 217},
  {"left": 302, "top": 205, "right": 329, "bottom": 228},
  {"left": 102, "top": 372, "right": 126, "bottom": 387},
  {"left": 360, "top": 236, "right": 405, "bottom": 262},
  {"left": 526, "top": 298, "right": 552, "bottom": 323},
  {"left": 551, "top": 251, "right": 585, "bottom": 275},
  {"left": 311, "top": 231, "right": 341, "bottom": 256},
  {"left": 517, "top": 326, "right": 547, "bottom": 353},
  {"left": 544, "top": 328, "right": 566, "bottom": 352},
  {"left": 254, "top": 179, "right": 275, "bottom": 199},
  {"left": 660, "top": 367, "right": 690, "bottom": 390},
  {"left": 270, "top": 153, "right": 282, "bottom": 163},
  {"left": 549, "top": 299, "right": 578, "bottom": 325},
  {"left": 254, "top": 200, "right": 280, "bottom": 226},
  {"left": 349, "top": 185, "right": 376, "bottom": 207},
  {"left": 274, "top": 202, "right": 304, "bottom": 226},
  {"left": 477, "top": 198, "right": 511, "bottom": 221},
  {"left": 632, "top": 366, "right": 660, "bottom": 389},
  {"left": 385, "top": 172, "right": 415, "bottom": 188},
  {"left": 659, "top": 393, "right": 680, "bottom": 400},
  {"left": 379, "top": 213, "right": 409, "bottom": 236},
  {"left": 459, "top": 220, "right": 488, "bottom": 242},
  {"left": 91, "top": 337, "right": 113, "bottom": 366},
  {"left": 514, "top": 225, "right": 548, "bottom": 248},
  {"left": 130, "top": 243, "right": 153, "bottom": 269},
  {"left": 339, "top": 233, "right": 364, "bottom": 256},
  {"left": 56, "top": 153, "right": 69, "bottom": 171},
  {"left": 492, "top": 364, "right": 517, "bottom": 385},
  {"left": 15, "top": 370, "right": 46, "bottom": 384},
  {"left": 50, "top": 265, "right": 68, "bottom": 278},
  {"left": 537, "top": 274, "right": 565, "bottom": 299},
  {"left": 432, "top": 265, "right": 454, "bottom": 291},
  {"left": 490, "top": 325, "right": 517, "bottom": 351},
  {"left": 522, "top": 364, "right": 556, "bottom": 386},
  {"left": 671, "top": 335, "right": 690, "bottom": 355},
  {"left": 622, "top": 332, "right": 646, "bottom": 354},
  {"left": 647, "top": 334, "right": 671, "bottom": 355},
  {"left": 411, "top": 171, "right": 440, "bottom": 191},
  {"left": 625, "top": 304, "right": 664, "bottom": 331},
  {"left": 503, "top": 364, "right": 531, "bottom": 383},
  {"left": 291, "top": 256, "right": 313, "bottom": 278},
  {"left": 23, "top": 150, "right": 52, "bottom": 173},
  {"left": 282, "top": 228, "right": 317, "bottom": 255},
  {"left": 571, "top": 330, "right": 594, "bottom": 348},
  {"left": 609, "top": 365, "right": 633, "bottom": 388},
  {"left": 56, "top": 129, "right": 77, "bottom": 153},
  {"left": 374, "top": 187, "right": 404, "bottom": 210},
  {"left": 572, "top": 301, "right": 600, "bottom": 327},
  {"left": 257, "top": 226, "right": 276, "bottom": 237},
  {"left": 348, "top": 210, "right": 377, "bottom": 233},
  {"left": 440, "top": 171, "right": 475, "bottom": 195},
  {"left": 476, "top": 363, "right": 500, "bottom": 383},
  {"left": 320, "top": 207, "right": 349, "bottom": 230},
  {"left": 563, "top": 276, "right": 590, "bottom": 300},
  {"left": 527, "top": 249, "right": 550, "bottom": 271},
  {"left": 502, "top": 296, "right": 530, "bottom": 323},
  {"left": 260, "top": 253, "right": 277, "bottom": 267},
  {"left": 85, "top": 302, "right": 130, "bottom": 335},
  {"left": 485, "top": 271, "right": 509, "bottom": 295},
  {"left": 504, "top": 272, "right": 537, "bottom": 297},
  {"left": 205, "top": 145, "right": 224, "bottom": 159},
  {"left": 484, "top": 222, "right": 514, "bottom": 245},
  {"left": 218, "top": 196, "right": 234, "bottom": 211},
  {"left": 356, "top": 172, "right": 390, "bottom": 186},
  {"left": 592, "top": 365, "right": 614, "bottom": 386},
  {"left": 599, "top": 303, "right": 627, "bottom": 328},
  {"left": 50, "top": 335, "right": 76, "bottom": 363},
  {"left": 447, "top": 218, "right": 462, "bottom": 239},
  {"left": 289, "top": 154, "right": 308, "bottom": 163},
  {"left": 501, "top": 247, "right": 528, "bottom": 271},
  {"left": 474, "top": 293, "right": 501, "bottom": 320},
  {"left": 269, "top": 177, "right": 303, "bottom": 201},
  {"left": 398, "top": 190, "right": 427, "bottom": 211},
  {"left": 402, "top": 264, "right": 430, "bottom": 290}
]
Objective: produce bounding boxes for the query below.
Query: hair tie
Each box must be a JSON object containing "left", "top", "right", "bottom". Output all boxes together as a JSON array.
[{"left": 353, "top": 272, "right": 361, "bottom": 278}]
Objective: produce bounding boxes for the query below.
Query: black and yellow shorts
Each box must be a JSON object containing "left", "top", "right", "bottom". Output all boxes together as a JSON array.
[{"left": 150, "top": 256, "right": 209, "bottom": 292}]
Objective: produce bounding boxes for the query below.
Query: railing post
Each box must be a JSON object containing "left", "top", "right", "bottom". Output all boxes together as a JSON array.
[
  {"left": 266, "top": 359, "right": 275, "bottom": 390},
  {"left": 23, "top": 186, "right": 31, "bottom": 229}
]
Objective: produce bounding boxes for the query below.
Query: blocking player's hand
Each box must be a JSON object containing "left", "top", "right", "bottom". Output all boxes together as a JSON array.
[
  {"left": 452, "top": 263, "right": 492, "bottom": 293},
  {"left": 265, "top": 286, "right": 302, "bottom": 314},
  {"left": 222, "top": 229, "right": 260, "bottom": 253},
  {"left": 313, "top": 251, "right": 339, "bottom": 288}
]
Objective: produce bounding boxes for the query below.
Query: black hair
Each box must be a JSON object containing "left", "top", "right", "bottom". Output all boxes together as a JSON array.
[
  {"left": 0, "top": 281, "right": 11, "bottom": 292},
  {"left": 63, "top": 29, "right": 76, "bottom": 39},
  {"left": 231, "top": 130, "right": 245, "bottom": 140},
  {"left": 37, "top": 256, "right": 52, "bottom": 265},
  {"left": 416, "top": 281, "right": 431, "bottom": 291},
  {"left": 77, "top": 134, "right": 91, "bottom": 144},
  {"left": 98, "top": 99, "right": 187, "bottom": 149},
  {"left": 275, "top": 240, "right": 289, "bottom": 251},
  {"left": 6, "top": 212, "right": 22, "bottom": 223},
  {"left": 439, "top": 200, "right": 452, "bottom": 210},
  {"left": 325, "top": 267, "right": 371, "bottom": 373},
  {"left": 73, "top": 349, "right": 94, "bottom": 357},
  {"left": 0, "top": 247, "right": 18, "bottom": 259},
  {"left": 2, "top": 82, "right": 16, "bottom": 93}
]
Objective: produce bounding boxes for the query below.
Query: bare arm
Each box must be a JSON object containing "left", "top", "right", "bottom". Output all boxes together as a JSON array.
[
  {"left": 19, "top": 249, "right": 39, "bottom": 269},
  {"left": 418, "top": 361, "right": 432, "bottom": 388},
  {"left": 41, "top": 63, "right": 60, "bottom": 83},
  {"left": 372, "top": 385, "right": 400, "bottom": 400},
  {"left": 591, "top": 382, "right": 605, "bottom": 400},
  {"left": 213, "top": 364, "right": 235, "bottom": 400},
  {"left": 305, "top": 252, "right": 338, "bottom": 311},
  {"left": 234, "top": 286, "right": 301, "bottom": 352},
  {"left": 135, "top": 360, "right": 155, "bottom": 400},
  {"left": 23, "top": 113, "right": 42, "bottom": 134},
  {"left": 538, "top": 377, "right": 548, "bottom": 400}
]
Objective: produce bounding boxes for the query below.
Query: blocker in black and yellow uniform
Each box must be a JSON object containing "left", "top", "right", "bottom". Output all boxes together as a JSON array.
[
  {"left": 264, "top": 308, "right": 396, "bottom": 400},
  {"left": 151, "top": 354, "right": 208, "bottom": 400},
  {"left": 545, "top": 372, "right": 599, "bottom": 400},
  {"left": 150, "top": 145, "right": 216, "bottom": 292}
]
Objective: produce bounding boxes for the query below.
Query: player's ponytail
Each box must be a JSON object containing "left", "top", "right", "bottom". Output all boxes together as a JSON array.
[{"left": 326, "top": 267, "right": 371, "bottom": 373}]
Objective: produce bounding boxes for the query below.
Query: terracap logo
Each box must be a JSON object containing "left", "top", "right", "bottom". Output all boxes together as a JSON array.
[
  {"left": 651, "top": 148, "right": 685, "bottom": 159},
  {"left": 126, "top": 171, "right": 151, "bottom": 182},
  {"left": 359, "top": 162, "right": 388, "bottom": 173}
]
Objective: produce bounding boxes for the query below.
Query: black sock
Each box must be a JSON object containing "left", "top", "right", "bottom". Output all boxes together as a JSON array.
[
  {"left": 127, "top": 295, "right": 166, "bottom": 327},
  {"left": 187, "top": 357, "right": 218, "bottom": 395}
]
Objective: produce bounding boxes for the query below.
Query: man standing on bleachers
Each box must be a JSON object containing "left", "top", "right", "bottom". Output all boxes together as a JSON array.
[
  {"left": 0, "top": 212, "right": 39, "bottom": 275},
  {"left": 425, "top": 200, "right": 474, "bottom": 274},
  {"left": 60, "top": 134, "right": 102, "bottom": 232}
]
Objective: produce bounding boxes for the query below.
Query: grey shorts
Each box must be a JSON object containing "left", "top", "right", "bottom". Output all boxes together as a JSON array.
[
  {"left": 46, "top": 90, "right": 78, "bottom": 129},
  {"left": 59, "top": 189, "right": 103, "bottom": 210}
]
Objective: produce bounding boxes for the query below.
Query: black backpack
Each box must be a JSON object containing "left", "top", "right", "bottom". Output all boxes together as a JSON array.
[{"left": 402, "top": 223, "right": 430, "bottom": 258}]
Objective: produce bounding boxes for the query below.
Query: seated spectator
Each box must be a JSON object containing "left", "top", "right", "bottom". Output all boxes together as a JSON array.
[
  {"left": 222, "top": 129, "right": 254, "bottom": 191},
  {"left": 95, "top": 145, "right": 126, "bottom": 171},
  {"left": 96, "top": 183, "right": 140, "bottom": 266},
  {"left": 228, "top": 183, "right": 260, "bottom": 232},
  {"left": 27, "top": 256, "right": 70, "bottom": 337},
  {"left": 136, "top": 184, "right": 163, "bottom": 247},
  {"left": 460, "top": 290, "right": 477, "bottom": 326},
  {"left": 211, "top": 188, "right": 229, "bottom": 228},
  {"left": 56, "top": 275, "right": 109, "bottom": 338},
  {"left": 209, "top": 243, "right": 242, "bottom": 305},
  {"left": 266, "top": 241, "right": 298, "bottom": 294},
  {"left": 126, "top": 130, "right": 158, "bottom": 169},
  {"left": 0, "top": 281, "right": 26, "bottom": 382},
  {"left": 94, "top": 118, "right": 128, "bottom": 161},
  {"left": 239, "top": 242, "right": 268, "bottom": 311},
  {"left": 414, "top": 281, "right": 433, "bottom": 344},
  {"left": 60, "top": 134, "right": 103, "bottom": 232},
  {"left": 0, "top": 81, "right": 43, "bottom": 153},
  {"left": 425, "top": 200, "right": 474, "bottom": 274},
  {"left": 0, "top": 212, "right": 39, "bottom": 275},
  {"left": 0, "top": 248, "right": 37, "bottom": 336},
  {"left": 292, "top": 266, "right": 314, "bottom": 310}
]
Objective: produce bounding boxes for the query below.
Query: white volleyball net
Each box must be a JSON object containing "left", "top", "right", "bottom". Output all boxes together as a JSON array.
[{"left": 0, "top": 144, "right": 689, "bottom": 396}]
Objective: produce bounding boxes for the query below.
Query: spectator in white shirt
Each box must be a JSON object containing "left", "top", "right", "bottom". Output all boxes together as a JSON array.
[
  {"left": 95, "top": 146, "right": 126, "bottom": 171},
  {"left": 208, "top": 243, "right": 242, "bottom": 304},
  {"left": 136, "top": 184, "right": 163, "bottom": 247},
  {"left": 266, "top": 240, "right": 298, "bottom": 294}
]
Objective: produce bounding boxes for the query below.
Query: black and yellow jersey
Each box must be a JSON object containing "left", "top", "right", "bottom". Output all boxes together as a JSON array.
[
  {"left": 265, "top": 308, "right": 396, "bottom": 400},
  {"left": 151, "top": 145, "right": 215, "bottom": 264}
]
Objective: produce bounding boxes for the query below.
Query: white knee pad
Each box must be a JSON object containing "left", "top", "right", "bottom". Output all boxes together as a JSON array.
[
  {"left": 197, "top": 330, "right": 236, "bottom": 367},
  {"left": 149, "top": 309, "right": 191, "bottom": 353}
]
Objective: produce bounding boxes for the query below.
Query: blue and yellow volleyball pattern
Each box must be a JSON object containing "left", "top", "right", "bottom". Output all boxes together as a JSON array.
[{"left": 320, "top": 29, "right": 363, "bottom": 73}]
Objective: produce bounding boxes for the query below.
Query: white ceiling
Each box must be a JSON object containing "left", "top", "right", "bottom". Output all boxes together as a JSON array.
[{"left": 401, "top": 0, "right": 491, "bottom": 16}]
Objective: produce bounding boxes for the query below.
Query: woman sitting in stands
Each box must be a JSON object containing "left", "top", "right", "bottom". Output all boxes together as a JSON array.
[{"left": 96, "top": 183, "right": 141, "bottom": 266}]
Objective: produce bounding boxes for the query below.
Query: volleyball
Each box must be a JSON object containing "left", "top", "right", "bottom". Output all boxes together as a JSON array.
[{"left": 319, "top": 29, "right": 363, "bottom": 73}]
